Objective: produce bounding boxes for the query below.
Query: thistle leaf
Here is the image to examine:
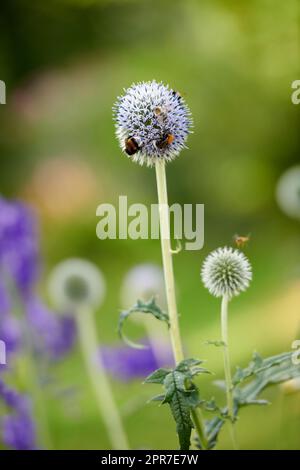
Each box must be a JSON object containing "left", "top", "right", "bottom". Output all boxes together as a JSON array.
[
  {"left": 192, "top": 367, "right": 212, "bottom": 377},
  {"left": 176, "top": 358, "right": 204, "bottom": 369},
  {"left": 146, "top": 358, "right": 209, "bottom": 450},
  {"left": 118, "top": 297, "right": 169, "bottom": 348},
  {"left": 232, "top": 351, "right": 292, "bottom": 385},
  {"left": 205, "top": 416, "right": 225, "bottom": 450},
  {"left": 147, "top": 394, "right": 165, "bottom": 403},
  {"left": 234, "top": 351, "right": 300, "bottom": 405},
  {"left": 164, "top": 371, "right": 193, "bottom": 450},
  {"left": 144, "top": 368, "right": 171, "bottom": 384},
  {"left": 202, "top": 398, "right": 220, "bottom": 413},
  {"left": 197, "top": 350, "right": 300, "bottom": 450}
]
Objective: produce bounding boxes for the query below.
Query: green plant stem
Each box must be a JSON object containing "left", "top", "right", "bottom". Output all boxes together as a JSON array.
[
  {"left": 76, "top": 307, "right": 129, "bottom": 450},
  {"left": 155, "top": 160, "right": 184, "bottom": 364},
  {"left": 155, "top": 160, "right": 208, "bottom": 449},
  {"left": 191, "top": 408, "right": 209, "bottom": 450},
  {"left": 221, "top": 295, "right": 238, "bottom": 450}
]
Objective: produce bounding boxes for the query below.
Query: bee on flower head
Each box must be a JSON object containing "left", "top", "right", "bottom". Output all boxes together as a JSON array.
[
  {"left": 113, "top": 80, "right": 192, "bottom": 167},
  {"left": 125, "top": 137, "right": 140, "bottom": 156},
  {"left": 233, "top": 234, "right": 251, "bottom": 249},
  {"left": 156, "top": 133, "right": 175, "bottom": 150},
  {"left": 172, "top": 90, "right": 187, "bottom": 101},
  {"left": 172, "top": 90, "right": 180, "bottom": 98},
  {"left": 154, "top": 106, "right": 168, "bottom": 125}
]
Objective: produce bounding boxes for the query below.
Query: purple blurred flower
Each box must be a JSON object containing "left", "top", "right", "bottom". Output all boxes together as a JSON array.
[
  {"left": 26, "top": 297, "right": 76, "bottom": 361},
  {"left": 0, "top": 378, "right": 27, "bottom": 410},
  {"left": 0, "top": 196, "right": 39, "bottom": 357},
  {"left": 0, "top": 280, "right": 11, "bottom": 314},
  {"left": 0, "top": 378, "right": 37, "bottom": 450},
  {"left": 2, "top": 411, "right": 36, "bottom": 450},
  {"left": 101, "top": 339, "right": 173, "bottom": 382},
  {"left": 0, "top": 196, "right": 75, "bottom": 361},
  {"left": 0, "top": 280, "right": 21, "bottom": 368},
  {"left": 0, "top": 314, "right": 21, "bottom": 355},
  {"left": 0, "top": 197, "right": 39, "bottom": 294}
]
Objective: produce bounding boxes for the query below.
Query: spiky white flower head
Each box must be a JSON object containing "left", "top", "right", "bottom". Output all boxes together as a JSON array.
[
  {"left": 276, "top": 165, "right": 300, "bottom": 220},
  {"left": 113, "top": 80, "right": 193, "bottom": 167},
  {"left": 121, "top": 263, "right": 166, "bottom": 309},
  {"left": 48, "top": 258, "right": 106, "bottom": 311},
  {"left": 201, "top": 247, "right": 252, "bottom": 299}
]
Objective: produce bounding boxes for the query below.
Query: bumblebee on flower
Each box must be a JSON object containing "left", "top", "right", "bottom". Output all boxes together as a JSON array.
[{"left": 113, "top": 80, "right": 192, "bottom": 167}]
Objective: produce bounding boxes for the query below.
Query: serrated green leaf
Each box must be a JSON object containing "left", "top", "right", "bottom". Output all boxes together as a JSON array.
[
  {"left": 202, "top": 398, "right": 220, "bottom": 413},
  {"left": 184, "top": 387, "right": 202, "bottom": 408},
  {"left": 232, "top": 367, "right": 245, "bottom": 385},
  {"left": 118, "top": 297, "right": 170, "bottom": 348},
  {"left": 170, "top": 396, "right": 193, "bottom": 450},
  {"left": 232, "top": 351, "right": 292, "bottom": 386},
  {"left": 163, "top": 370, "right": 187, "bottom": 402},
  {"left": 197, "top": 351, "right": 300, "bottom": 450},
  {"left": 164, "top": 370, "right": 193, "bottom": 450},
  {"left": 196, "top": 415, "right": 225, "bottom": 450},
  {"left": 192, "top": 367, "right": 212, "bottom": 377},
  {"left": 147, "top": 394, "right": 165, "bottom": 403},
  {"left": 175, "top": 358, "right": 207, "bottom": 379},
  {"left": 239, "top": 398, "right": 270, "bottom": 406},
  {"left": 176, "top": 358, "right": 204, "bottom": 369},
  {"left": 144, "top": 368, "right": 171, "bottom": 384},
  {"left": 234, "top": 352, "right": 300, "bottom": 405},
  {"left": 146, "top": 358, "right": 210, "bottom": 450}
]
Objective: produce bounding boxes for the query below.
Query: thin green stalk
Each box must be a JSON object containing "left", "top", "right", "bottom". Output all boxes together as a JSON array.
[
  {"left": 76, "top": 307, "right": 129, "bottom": 450},
  {"left": 155, "top": 159, "right": 208, "bottom": 449},
  {"left": 221, "top": 294, "right": 238, "bottom": 450},
  {"left": 155, "top": 160, "right": 184, "bottom": 364},
  {"left": 191, "top": 408, "right": 209, "bottom": 450}
]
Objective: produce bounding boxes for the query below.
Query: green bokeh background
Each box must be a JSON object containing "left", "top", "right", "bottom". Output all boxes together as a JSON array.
[{"left": 0, "top": 0, "right": 299, "bottom": 450}]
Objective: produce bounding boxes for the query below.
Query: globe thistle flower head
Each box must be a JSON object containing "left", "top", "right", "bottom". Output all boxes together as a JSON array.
[
  {"left": 201, "top": 247, "right": 252, "bottom": 299},
  {"left": 48, "top": 258, "right": 106, "bottom": 311},
  {"left": 113, "top": 80, "right": 193, "bottom": 167},
  {"left": 276, "top": 165, "right": 300, "bottom": 220}
]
